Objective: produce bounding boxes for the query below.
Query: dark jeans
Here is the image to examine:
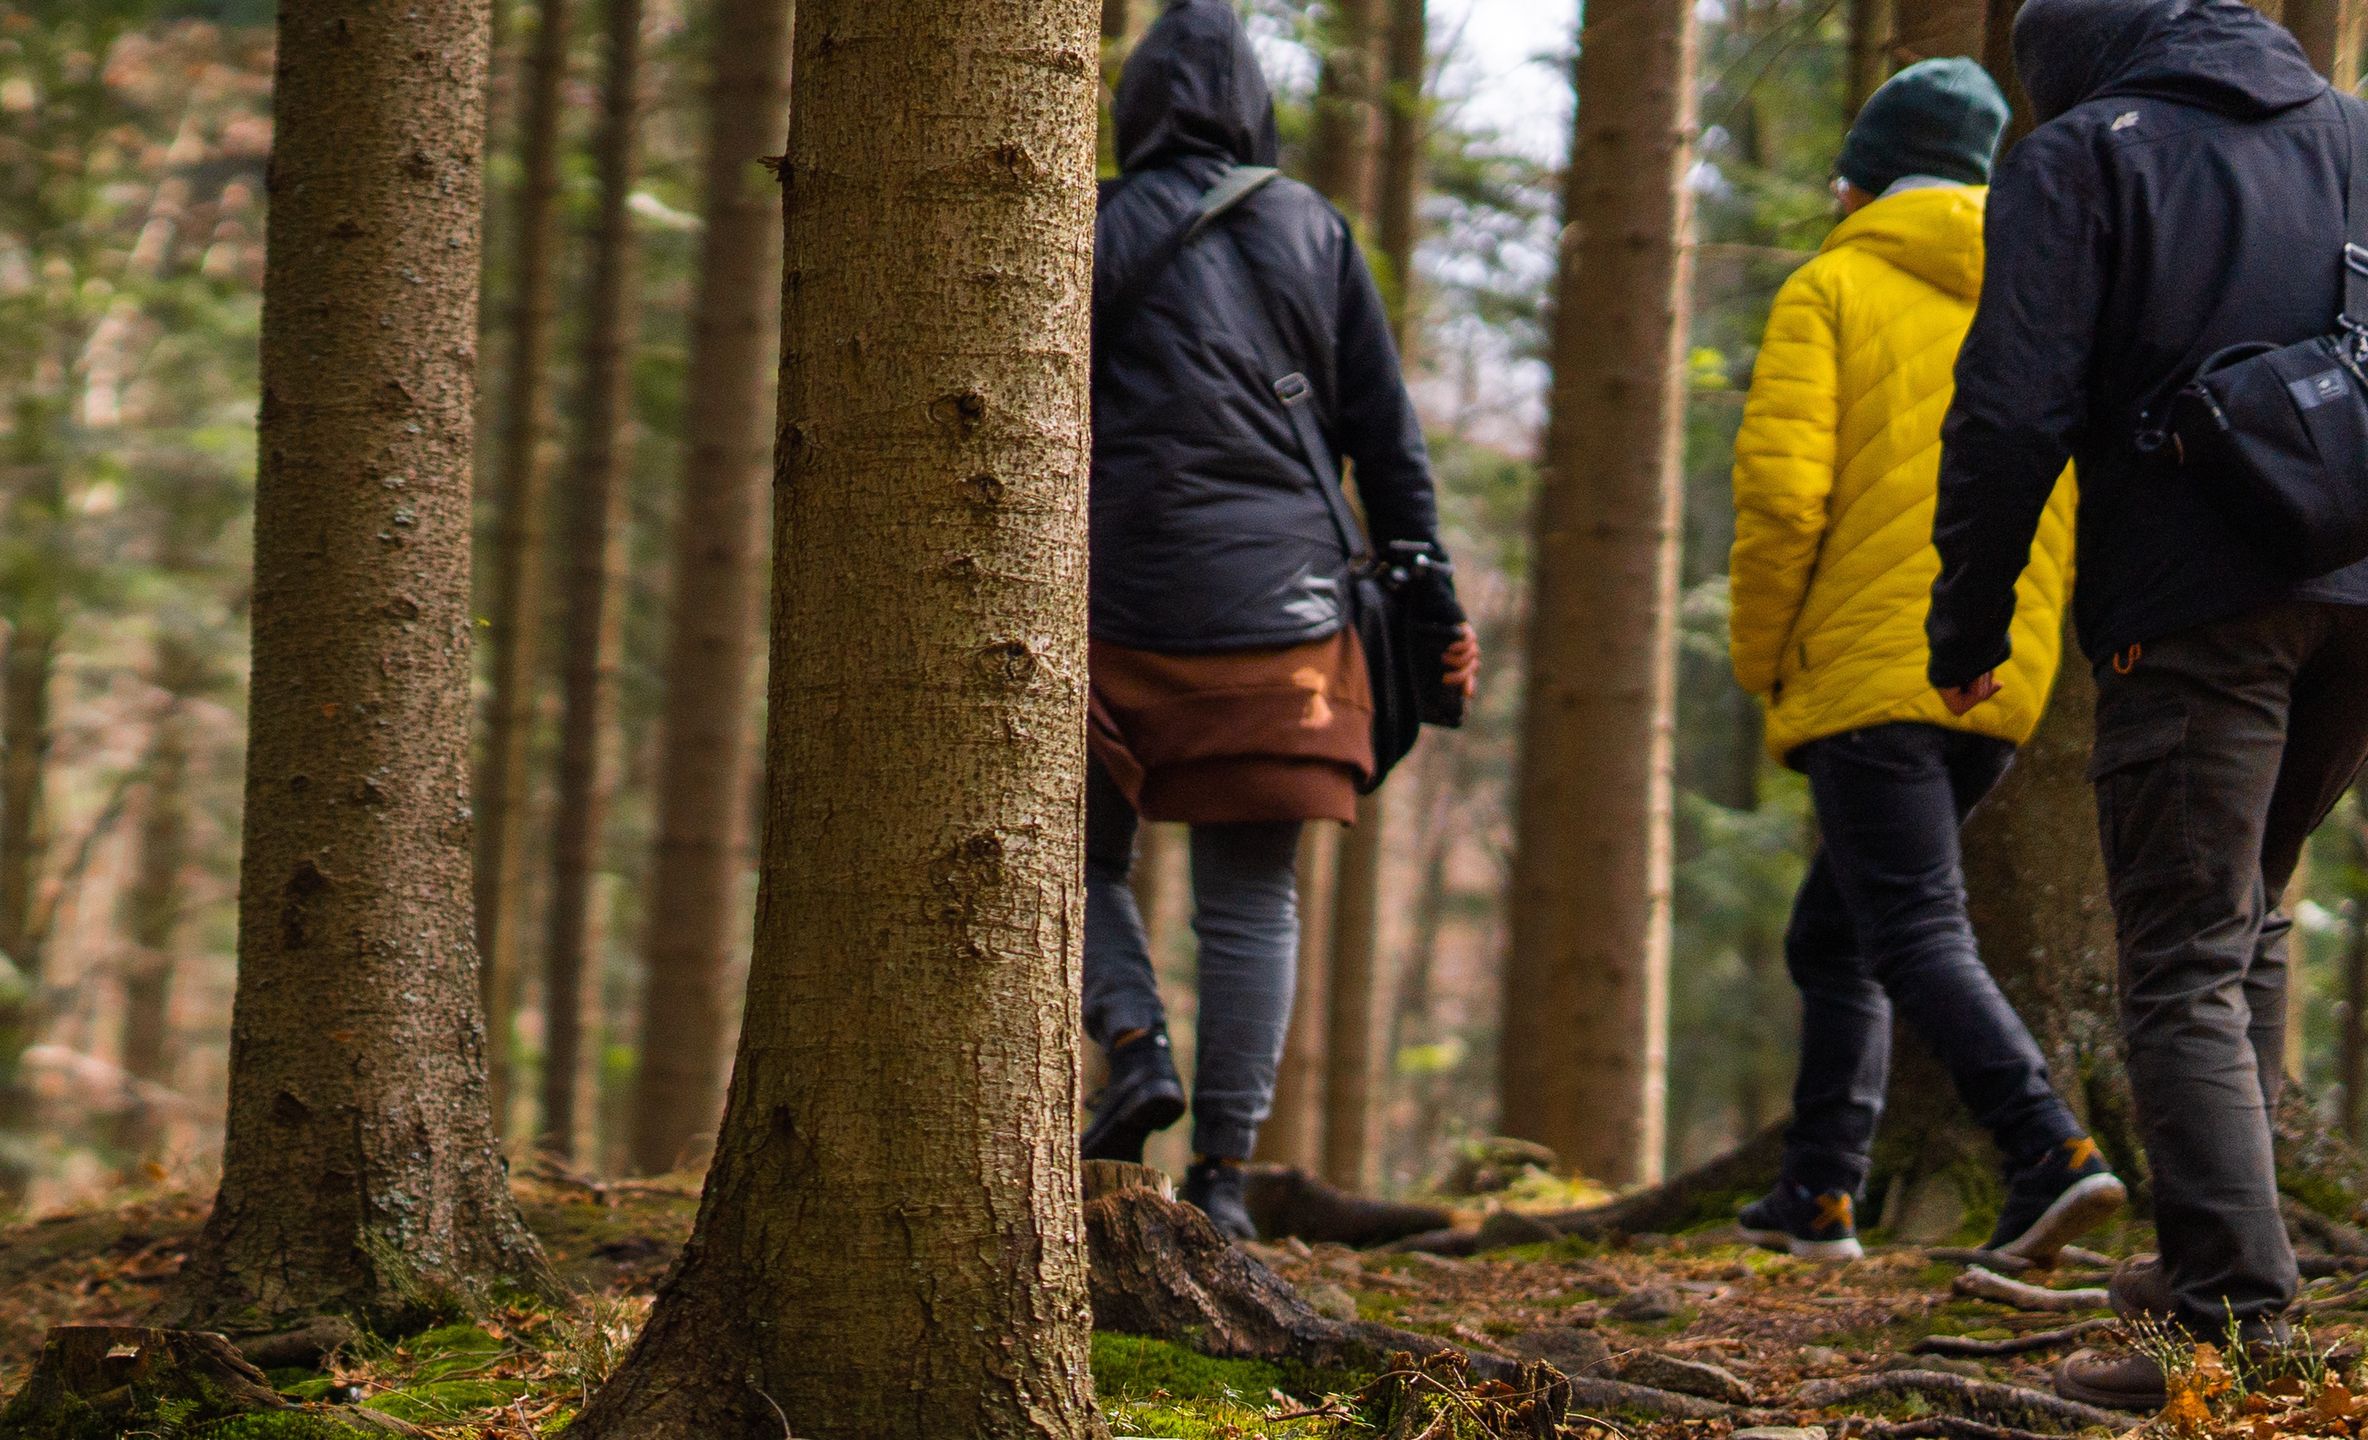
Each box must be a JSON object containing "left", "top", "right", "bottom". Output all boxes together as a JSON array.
[
  {"left": 1784, "top": 723, "right": 2084, "bottom": 1197},
  {"left": 1082, "top": 762, "right": 1303, "bottom": 1161},
  {"left": 2092, "top": 601, "right": 2368, "bottom": 1331}
]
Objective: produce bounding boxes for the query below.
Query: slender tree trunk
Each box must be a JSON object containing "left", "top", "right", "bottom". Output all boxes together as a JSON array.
[
  {"left": 112, "top": 631, "right": 203, "bottom": 1166},
  {"left": 540, "top": 0, "right": 644, "bottom": 1164},
  {"left": 1386, "top": 752, "right": 1454, "bottom": 1183},
  {"left": 2286, "top": 0, "right": 2365, "bottom": 86},
  {"left": 566, "top": 1, "right": 1102, "bottom": 1433},
  {"left": 1848, "top": 0, "right": 1895, "bottom": 111},
  {"left": 2343, "top": 793, "right": 2368, "bottom": 1139},
  {"left": 476, "top": 0, "right": 575, "bottom": 1126},
  {"left": 1502, "top": 0, "right": 1700, "bottom": 1188},
  {"left": 1261, "top": 825, "right": 1335, "bottom": 1170},
  {"left": 623, "top": 0, "right": 793, "bottom": 1180},
  {"left": 168, "top": 0, "right": 554, "bottom": 1330},
  {"left": 1890, "top": 0, "right": 1983, "bottom": 62},
  {"left": 0, "top": 442, "right": 60, "bottom": 1207},
  {"left": 1306, "top": 0, "right": 1385, "bottom": 217}
]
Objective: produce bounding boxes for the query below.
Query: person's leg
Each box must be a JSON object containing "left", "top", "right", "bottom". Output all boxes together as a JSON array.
[
  {"left": 1806, "top": 725, "right": 2081, "bottom": 1167},
  {"left": 2095, "top": 603, "right": 2323, "bottom": 1333},
  {"left": 2253, "top": 607, "right": 2368, "bottom": 1115},
  {"left": 1778, "top": 838, "right": 1891, "bottom": 1199},
  {"left": 1186, "top": 818, "right": 1304, "bottom": 1162},
  {"left": 1082, "top": 761, "right": 1165, "bottom": 1049}
]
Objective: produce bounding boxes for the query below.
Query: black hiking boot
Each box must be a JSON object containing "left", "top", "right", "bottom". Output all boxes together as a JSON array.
[
  {"left": 1183, "top": 1158, "right": 1257, "bottom": 1241},
  {"left": 1986, "top": 1136, "right": 2127, "bottom": 1264},
  {"left": 1737, "top": 1180, "right": 1864, "bottom": 1261},
  {"left": 1081, "top": 1028, "right": 1186, "bottom": 1165}
]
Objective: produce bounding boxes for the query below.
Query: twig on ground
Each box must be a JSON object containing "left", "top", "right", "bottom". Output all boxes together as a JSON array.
[
  {"left": 1561, "top": 1375, "right": 1768, "bottom": 1423},
  {"left": 1952, "top": 1266, "right": 2109, "bottom": 1313},
  {"left": 1912, "top": 1319, "right": 2116, "bottom": 1358},
  {"left": 1840, "top": 1416, "right": 2079, "bottom": 1440},
  {"left": 1797, "top": 1370, "right": 2132, "bottom": 1429},
  {"left": 1925, "top": 1248, "right": 2034, "bottom": 1274},
  {"left": 2057, "top": 1246, "right": 2115, "bottom": 1268}
]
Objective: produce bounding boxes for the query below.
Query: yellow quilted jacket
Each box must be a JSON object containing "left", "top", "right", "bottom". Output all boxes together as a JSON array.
[{"left": 1729, "top": 184, "right": 2075, "bottom": 766}]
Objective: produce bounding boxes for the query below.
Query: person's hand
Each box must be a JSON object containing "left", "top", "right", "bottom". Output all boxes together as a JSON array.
[
  {"left": 1939, "top": 671, "right": 2002, "bottom": 715},
  {"left": 1442, "top": 624, "right": 1481, "bottom": 700}
]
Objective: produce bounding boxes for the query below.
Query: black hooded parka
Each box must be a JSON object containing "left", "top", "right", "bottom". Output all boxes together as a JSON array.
[
  {"left": 1090, "top": 0, "right": 1457, "bottom": 654},
  {"left": 1926, "top": 0, "right": 2368, "bottom": 688}
]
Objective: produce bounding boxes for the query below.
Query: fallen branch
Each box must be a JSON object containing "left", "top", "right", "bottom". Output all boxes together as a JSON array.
[
  {"left": 1563, "top": 1375, "right": 1770, "bottom": 1423},
  {"left": 1797, "top": 1370, "right": 2131, "bottom": 1428},
  {"left": 1842, "top": 1417, "right": 2082, "bottom": 1440},
  {"left": 1912, "top": 1319, "right": 2115, "bottom": 1358},
  {"left": 1244, "top": 1166, "right": 1454, "bottom": 1249},
  {"left": 1925, "top": 1248, "right": 2034, "bottom": 1275},
  {"left": 1538, "top": 1123, "right": 1786, "bottom": 1239},
  {"left": 1952, "top": 1266, "right": 2108, "bottom": 1313}
]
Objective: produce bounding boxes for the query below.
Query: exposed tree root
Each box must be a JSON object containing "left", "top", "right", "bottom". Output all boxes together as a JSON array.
[
  {"left": 1537, "top": 1124, "right": 1786, "bottom": 1239},
  {"left": 1244, "top": 1165, "right": 1455, "bottom": 1249},
  {"left": 1951, "top": 1266, "right": 2108, "bottom": 1313},
  {"left": 1924, "top": 1248, "right": 2034, "bottom": 1274},
  {"left": 1085, "top": 1177, "right": 1522, "bottom": 1383},
  {"left": 1844, "top": 1417, "right": 2086, "bottom": 1440},
  {"left": 1796, "top": 1370, "right": 2131, "bottom": 1429},
  {"left": 0, "top": 1325, "right": 417, "bottom": 1439},
  {"left": 1912, "top": 1320, "right": 2115, "bottom": 1358}
]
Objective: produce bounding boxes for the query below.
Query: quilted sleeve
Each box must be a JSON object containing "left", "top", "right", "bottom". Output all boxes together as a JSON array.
[{"left": 1729, "top": 265, "right": 1839, "bottom": 700}]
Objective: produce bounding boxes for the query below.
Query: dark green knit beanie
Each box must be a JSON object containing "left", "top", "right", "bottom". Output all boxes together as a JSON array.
[{"left": 1836, "top": 58, "right": 2012, "bottom": 195}]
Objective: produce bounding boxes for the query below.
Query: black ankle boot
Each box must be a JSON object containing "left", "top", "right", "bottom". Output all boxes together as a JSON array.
[
  {"left": 1182, "top": 1159, "right": 1256, "bottom": 1241},
  {"left": 1082, "top": 1028, "right": 1186, "bottom": 1164}
]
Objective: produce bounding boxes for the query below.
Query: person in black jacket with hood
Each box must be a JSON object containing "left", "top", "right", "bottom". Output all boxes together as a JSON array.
[
  {"left": 1924, "top": 0, "right": 2368, "bottom": 1404},
  {"left": 1081, "top": 0, "right": 1475, "bottom": 1239}
]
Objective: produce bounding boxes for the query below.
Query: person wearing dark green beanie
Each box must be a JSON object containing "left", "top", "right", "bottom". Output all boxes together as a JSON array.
[{"left": 1835, "top": 57, "right": 2011, "bottom": 202}]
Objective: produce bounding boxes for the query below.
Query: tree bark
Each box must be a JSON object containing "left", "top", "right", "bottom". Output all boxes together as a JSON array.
[
  {"left": 1307, "top": 0, "right": 1386, "bottom": 217},
  {"left": 622, "top": 0, "right": 793, "bottom": 1179},
  {"left": 1501, "top": 0, "right": 1700, "bottom": 1188},
  {"left": 1890, "top": 0, "right": 1984, "bottom": 63},
  {"left": 1324, "top": 812, "right": 1383, "bottom": 1190},
  {"left": 1376, "top": 0, "right": 1426, "bottom": 337},
  {"left": 476, "top": 0, "right": 575, "bottom": 1128},
  {"left": 1848, "top": 0, "right": 1895, "bottom": 112},
  {"left": 112, "top": 630, "right": 204, "bottom": 1166},
  {"left": 0, "top": 444, "right": 60, "bottom": 1207},
  {"left": 2342, "top": 793, "right": 2367, "bottom": 1139},
  {"left": 540, "top": 0, "right": 644, "bottom": 1165},
  {"left": 2285, "top": 0, "right": 2366, "bottom": 87},
  {"left": 1261, "top": 824, "right": 1336, "bottom": 1171},
  {"left": 564, "top": 0, "right": 1104, "bottom": 1434},
  {"left": 168, "top": 0, "right": 555, "bottom": 1330}
]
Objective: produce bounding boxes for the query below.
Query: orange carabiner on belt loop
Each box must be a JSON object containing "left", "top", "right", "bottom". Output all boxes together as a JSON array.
[{"left": 2113, "top": 642, "right": 2143, "bottom": 675}]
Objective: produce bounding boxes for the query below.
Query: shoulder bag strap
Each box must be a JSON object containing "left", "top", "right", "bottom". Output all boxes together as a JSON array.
[
  {"left": 2340, "top": 95, "right": 2368, "bottom": 342},
  {"left": 1214, "top": 226, "right": 1370, "bottom": 566},
  {"left": 1096, "top": 165, "right": 1281, "bottom": 337}
]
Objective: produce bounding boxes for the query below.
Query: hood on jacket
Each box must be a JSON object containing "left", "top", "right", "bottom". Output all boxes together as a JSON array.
[
  {"left": 2013, "top": 0, "right": 2326, "bottom": 124},
  {"left": 1824, "top": 184, "right": 1988, "bottom": 301},
  {"left": 1115, "top": 0, "right": 1282, "bottom": 174}
]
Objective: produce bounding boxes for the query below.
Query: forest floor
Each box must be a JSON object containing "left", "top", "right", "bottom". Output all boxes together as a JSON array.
[{"left": 1, "top": 1174, "right": 2363, "bottom": 1439}]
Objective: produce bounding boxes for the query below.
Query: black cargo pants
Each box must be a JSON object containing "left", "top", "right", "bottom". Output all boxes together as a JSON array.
[{"left": 2091, "top": 601, "right": 2368, "bottom": 1332}]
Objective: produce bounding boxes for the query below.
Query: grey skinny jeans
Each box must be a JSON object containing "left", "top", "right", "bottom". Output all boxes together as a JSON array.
[{"left": 1084, "top": 762, "right": 1303, "bottom": 1161}]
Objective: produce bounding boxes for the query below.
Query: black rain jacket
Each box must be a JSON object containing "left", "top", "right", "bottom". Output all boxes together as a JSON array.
[
  {"left": 1926, "top": 0, "right": 2368, "bottom": 688},
  {"left": 1091, "top": 0, "right": 1459, "bottom": 653}
]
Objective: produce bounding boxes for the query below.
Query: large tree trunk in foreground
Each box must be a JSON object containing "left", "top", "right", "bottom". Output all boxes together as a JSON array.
[
  {"left": 622, "top": 0, "right": 792, "bottom": 1180},
  {"left": 168, "top": 0, "right": 554, "bottom": 1330},
  {"left": 1501, "top": 0, "right": 1700, "bottom": 1188},
  {"left": 565, "top": 0, "right": 1102, "bottom": 1434},
  {"left": 540, "top": 0, "right": 644, "bottom": 1164},
  {"left": 475, "top": 0, "right": 575, "bottom": 1128},
  {"left": 112, "top": 630, "right": 203, "bottom": 1165}
]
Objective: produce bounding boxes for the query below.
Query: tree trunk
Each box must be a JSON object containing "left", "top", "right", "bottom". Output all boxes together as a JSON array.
[
  {"left": 1306, "top": 0, "right": 1386, "bottom": 217},
  {"left": 1324, "top": 812, "right": 1383, "bottom": 1191},
  {"left": 167, "top": 0, "right": 555, "bottom": 1330},
  {"left": 540, "top": 0, "right": 644, "bottom": 1165},
  {"left": 1261, "top": 824, "right": 1335, "bottom": 1171},
  {"left": 1375, "top": 0, "right": 1426, "bottom": 333},
  {"left": 2342, "top": 793, "right": 2367, "bottom": 1139},
  {"left": 112, "top": 631, "right": 203, "bottom": 1166},
  {"left": 622, "top": 0, "right": 793, "bottom": 1179},
  {"left": 476, "top": 0, "right": 575, "bottom": 1127},
  {"left": 2285, "top": 0, "right": 2365, "bottom": 87},
  {"left": 0, "top": 447, "right": 60, "bottom": 1207},
  {"left": 1501, "top": 0, "right": 1700, "bottom": 1188},
  {"left": 1848, "top": 0, "right": 1895, "bottom": 112},
  {"left": 565, "top": 0, "right": 1103, "bottom": 1434},
  {"left": 1890, "top": 0, "right": 1983, "bottom": 62}
]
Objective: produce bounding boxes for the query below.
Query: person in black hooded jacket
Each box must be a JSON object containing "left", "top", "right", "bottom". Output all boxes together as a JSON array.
[
  {"left": 1922, "top": 0, "right": 2368, "bottom": 1405},
  {"left": 1080, "top": 0, "right": 1476, "bottom": 1240}
]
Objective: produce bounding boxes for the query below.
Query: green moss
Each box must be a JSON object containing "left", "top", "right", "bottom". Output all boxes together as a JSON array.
[
  {"left": 1091, "top": 1334, "right": 1290, "bottom": 1403},
  {"left": 361, "top": 1378, "right": 526, "bottom": 1424},
  {"left": 189, "top": 1413, "right": 383, "bottom": 1440},
  {"left": 275, "top": 1379, "right": 338, "bottom": 1403}
]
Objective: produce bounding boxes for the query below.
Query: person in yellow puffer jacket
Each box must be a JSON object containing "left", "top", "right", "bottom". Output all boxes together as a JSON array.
[{"left": 1726, "top": 58, "right": 2122, "bottom": 1266}]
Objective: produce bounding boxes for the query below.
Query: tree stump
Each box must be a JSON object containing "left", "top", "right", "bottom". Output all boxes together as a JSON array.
[
  {"left": 1084, "top": 1159, "right": 1174, "bottom": 1202},
  {"left": 0, "top": 1326, "right": 414, "bottom": 1440},
  {"left": 1084, "top": 1181, "right": 1518, "bottom": 1381}
]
